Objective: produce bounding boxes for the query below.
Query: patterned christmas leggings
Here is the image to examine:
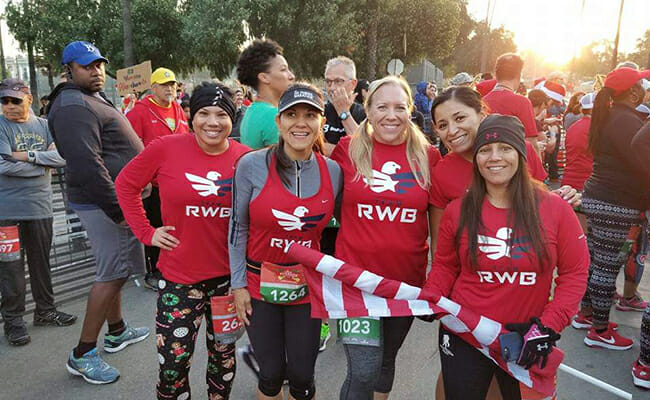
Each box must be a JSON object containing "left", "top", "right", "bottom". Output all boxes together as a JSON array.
[
  {"left": 156, "top": 275, "right": 235, "bottom": 400},
  {"left": 641, "top": 307, "right": 650, "bottom": 364},
  {"left": 581, "top": 197, "right": 645, "bottom": 327}
]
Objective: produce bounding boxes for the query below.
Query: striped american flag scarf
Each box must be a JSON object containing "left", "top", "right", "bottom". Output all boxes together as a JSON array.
[{"left": 287, "top": 244, "right": 562, "bottom": 398}]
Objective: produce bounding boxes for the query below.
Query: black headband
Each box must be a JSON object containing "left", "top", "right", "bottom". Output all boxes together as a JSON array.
[{"left": 189, "top": 84, "right": 236, "bottom": 123}]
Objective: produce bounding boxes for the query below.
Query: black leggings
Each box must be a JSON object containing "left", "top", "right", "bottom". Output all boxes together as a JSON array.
[
  {"left": 438, "top": 326, "right": 521, "bottom": 400},
  {"left": 340, "top": 316, "right": 414, "bottom": 399},
  {"left": 246, "top": 298, "right": 321, "bottom": 400},
  {"left": 156, "top": 276, "right": 235, "bottom": 400}
]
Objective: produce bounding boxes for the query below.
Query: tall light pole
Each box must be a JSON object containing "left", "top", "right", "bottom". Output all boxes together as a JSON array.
[
  {"left": 611, "top": 0, "right": 624, "bottom": 69},
  {"left": 479, "top": 0, "right": 494, "bottom": 73}
]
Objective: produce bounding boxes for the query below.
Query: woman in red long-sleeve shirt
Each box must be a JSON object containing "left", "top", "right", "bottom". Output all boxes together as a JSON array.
[
  {"left": 115, "top": 82, "right": 249, "bottom": 399},
  {"left": 424, "top": 114, "right": 589, "bottom": 399}
]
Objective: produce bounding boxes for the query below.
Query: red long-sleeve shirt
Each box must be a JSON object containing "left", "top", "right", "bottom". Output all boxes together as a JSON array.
[
  {"left": 561, "top": 117, "right": 593, "bottom": 191},
  {"left": 115, "top": 134, "right": 249, "bottom": 284},
  {"left": 423, "top": 192, "right": 589, "bottom": 332},
  {"left": 484, "top": 89, "right": 538, "bottom": 138}
]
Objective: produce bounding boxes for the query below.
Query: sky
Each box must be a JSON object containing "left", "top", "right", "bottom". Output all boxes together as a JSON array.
[{"left": 467, "top": 0, "right": 650, "bottom": 66}]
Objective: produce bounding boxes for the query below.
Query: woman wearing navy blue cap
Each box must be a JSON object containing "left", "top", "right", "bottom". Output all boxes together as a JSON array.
[{"left": 229, "top": 82, "right": 342, "bottom": 400}]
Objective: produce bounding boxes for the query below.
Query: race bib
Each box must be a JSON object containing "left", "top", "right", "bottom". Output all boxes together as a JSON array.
[
  {"left": 0, "top": 225, "right": 20, "bottom": 262},
  {"left": 210, "top": 295, "right": 244, "bottom": 344},
  {"left": 337, "top": 317, "right": 381, "bottom": 347},
  {"left": 260, "top": 262, "right": 308, "bottom": 304}
]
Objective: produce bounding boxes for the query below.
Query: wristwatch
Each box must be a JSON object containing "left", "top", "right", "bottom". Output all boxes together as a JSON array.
[
  {"left": 27, "top": 151, "right": 36, "bottom": 163},
  {"left": 339, "top": 111, "right": 349, "bottom": 121}
]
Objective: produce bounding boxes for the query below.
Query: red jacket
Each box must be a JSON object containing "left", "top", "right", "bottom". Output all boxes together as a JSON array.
[{"left": 126, "top": 95, "right": 189, "bottom": 147}]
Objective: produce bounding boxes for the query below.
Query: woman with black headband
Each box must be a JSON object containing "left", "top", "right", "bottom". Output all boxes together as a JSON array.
[
  {"left": 116, "top": 82, "right": 250, "bottom": 399},
  {"left": 229, "top": 82, "right": 342, "bottom": 400}
]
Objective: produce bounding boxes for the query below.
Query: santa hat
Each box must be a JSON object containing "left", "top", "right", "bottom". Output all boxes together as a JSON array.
[
  {"left": 540, "top": 81, "right": 566, "bottom": 102},
  {"left": 534, "top": 77, "right": 546, "bottom": 89},
  {"left": 475, "top": 79, "right": 497, "bottom": 97}
]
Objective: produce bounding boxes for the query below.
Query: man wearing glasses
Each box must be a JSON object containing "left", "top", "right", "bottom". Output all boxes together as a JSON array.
[
  {"left": 322, "top": 56, "right": 366, "bottom": 156},
  {"left": 0, "top": 77, "right": 77, "bottom": 347}
]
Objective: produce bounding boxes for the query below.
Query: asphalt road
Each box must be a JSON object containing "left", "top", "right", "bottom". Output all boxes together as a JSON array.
[{"left": 0, "top": 270, "right": 647, "bottom": 400}]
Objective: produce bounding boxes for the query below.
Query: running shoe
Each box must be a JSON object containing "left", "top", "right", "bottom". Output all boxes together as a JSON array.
[
  {"left": 4, "top": 323, "right": 30, "bottom": 346},
  {"left": 571, "top": 312, "right": 618, "bottom": 330},
  {"left": 584, "top": 325, "right": 633, "bottom": 350},
  {"left": 236, "top": 344, "right": 260, "bottom": 379},
  {"left": 319, "top": 322, "right": 331, "bottom": 352},
  {"left": 34, "top": 310, "right": 78, "bottom": 326},
  {"left": 615, "top": 294, "right": 649, "bottom": 312},
  {"left": 103, "top": 324, "right": 150, "bottom": 353},
  {"left": 66, "top": 348, "right": 119, "bottom": 384},
  {"left": 632, "top": 358, "right": 650, "bottom": 389}
]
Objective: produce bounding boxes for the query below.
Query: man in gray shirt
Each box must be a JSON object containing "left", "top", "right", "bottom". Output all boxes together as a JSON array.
[{"left": 0, "top": 78, "right": 77, "bottom": 347}]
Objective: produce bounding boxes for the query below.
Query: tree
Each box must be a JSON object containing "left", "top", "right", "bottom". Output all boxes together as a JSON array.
[
  {"left": 571, "top": 40, "right": 618, "bottom": 78},
  {"left": 446, "top": 24, "right": 516, "bottom": 75},
  {"left": 629, "top": 29, "right": 650, "bottom": 69},
  {"left": 4, "top": 0, "right": 40, "bottom": 109},
  {"left": 246, "top": 0, "right": 363, "bottom": 78},
  {"left": 354, "top": 0, "right": 463, "bottom": 79},
  {"left": 180, "top": 0, "right": 251, "bottom": 77}
]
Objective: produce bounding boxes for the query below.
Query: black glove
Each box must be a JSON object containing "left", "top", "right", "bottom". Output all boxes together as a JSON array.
[{"left": 505, "top": 317, "right": 560, "bottom": 369}]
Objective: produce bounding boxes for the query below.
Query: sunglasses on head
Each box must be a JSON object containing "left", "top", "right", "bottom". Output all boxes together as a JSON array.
[{"left": 1, "top": 97, "right": 23, "bottom": 105}]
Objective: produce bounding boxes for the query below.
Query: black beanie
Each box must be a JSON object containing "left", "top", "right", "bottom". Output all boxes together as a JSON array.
[
  {"left": 473, "top": 114, "right": 527, "bottom": 160},
  {"left": 189, "top": 82, "right": 236, "bottom": 123}
]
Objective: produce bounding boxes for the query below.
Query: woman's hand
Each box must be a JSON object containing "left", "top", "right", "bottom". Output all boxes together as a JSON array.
[
  {"left": 552, "top": 185, "right": 581, "bottom": 208},
  {"left": 233, "top": 288, "right": 253, "bottom": 326},
  {"left": 151, "top": 226, "right": 180, "bottom": 251}
]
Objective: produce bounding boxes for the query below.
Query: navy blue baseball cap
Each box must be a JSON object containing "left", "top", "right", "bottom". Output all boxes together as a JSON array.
[{"left": 61, "top": 41, "right": 109, "bottom": 66}]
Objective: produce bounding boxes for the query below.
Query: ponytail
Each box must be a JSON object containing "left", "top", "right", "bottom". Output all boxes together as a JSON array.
[{"left": 588, "top": 87, "right": 614, "bottom": 156}]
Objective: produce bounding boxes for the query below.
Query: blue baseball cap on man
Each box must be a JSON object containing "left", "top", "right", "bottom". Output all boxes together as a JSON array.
[{"left": 61, "top": 41, "right": 109, "bottom": 66}]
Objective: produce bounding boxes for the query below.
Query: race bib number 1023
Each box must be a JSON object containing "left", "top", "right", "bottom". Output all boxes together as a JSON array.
[{"left": 337, "top": 317, "right": 381, "bottom": 347}]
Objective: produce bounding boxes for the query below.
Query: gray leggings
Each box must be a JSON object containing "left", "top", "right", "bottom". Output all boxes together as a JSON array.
[{"left": 340, "top": 316, "right": 414, "bottom": 400}]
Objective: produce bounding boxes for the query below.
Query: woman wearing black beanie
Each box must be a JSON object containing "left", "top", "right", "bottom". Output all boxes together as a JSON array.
[{"left": 423, "top": 114, "right": 588, "bottom": 399}]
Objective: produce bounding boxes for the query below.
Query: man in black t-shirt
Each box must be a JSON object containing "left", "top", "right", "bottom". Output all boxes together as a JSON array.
[{"left": 322, "top": 56, "right": 366, "bottom": 156}]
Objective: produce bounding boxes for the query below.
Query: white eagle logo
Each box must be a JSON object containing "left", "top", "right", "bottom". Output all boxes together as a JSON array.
[
  {"left": 185, "top": 171, "right": 222, "bottom": 197},
  {"left": 363, "top": 161, "right": 401, "bottom": 193}
]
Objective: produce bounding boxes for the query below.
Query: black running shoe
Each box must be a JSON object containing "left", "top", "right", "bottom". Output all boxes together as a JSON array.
[
  {"left": 34, "top": 310, "right": 78, "bottom": 327},
  {"left": 5, "top": 323, "right": 30, "bottom": 346}
]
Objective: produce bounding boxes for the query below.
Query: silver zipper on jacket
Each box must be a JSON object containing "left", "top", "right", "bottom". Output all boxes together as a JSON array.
[{"left": 295, "top": 161, "right": 302, "bottom": 198}]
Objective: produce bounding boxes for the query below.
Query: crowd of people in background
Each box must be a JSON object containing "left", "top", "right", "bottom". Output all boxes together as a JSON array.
[{"left": 1, "top": 36, "right": 649, "bottom": 400}]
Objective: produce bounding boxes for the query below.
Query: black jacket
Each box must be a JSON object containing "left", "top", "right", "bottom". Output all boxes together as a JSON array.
[
  {"left": 583, "top": 104, "right": 650, "bottom": 210},
  {"left": 47, "top": 83, "right": 143, "bottom": 223}
]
